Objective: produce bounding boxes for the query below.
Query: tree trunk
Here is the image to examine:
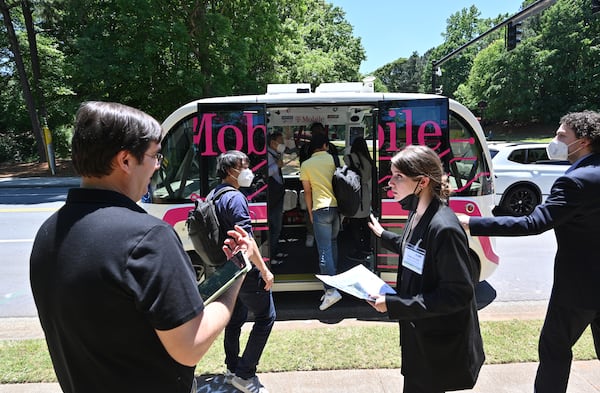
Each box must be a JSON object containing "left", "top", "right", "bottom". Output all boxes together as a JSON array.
[
  {"left": 0, "top": 0, "right": 47, "bottom": 162},
  {"left": 22, "top": 0, "right": 48, "bottom": 122}
]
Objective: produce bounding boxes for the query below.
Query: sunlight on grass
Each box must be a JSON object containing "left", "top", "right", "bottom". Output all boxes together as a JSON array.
[{"left": 1, "top": 320, "right": 596, "bottom": 383}]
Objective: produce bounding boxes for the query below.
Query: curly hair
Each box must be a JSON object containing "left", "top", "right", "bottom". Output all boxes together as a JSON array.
[{"left": 560, "top": 111, "right": 600, "bottom": 153}]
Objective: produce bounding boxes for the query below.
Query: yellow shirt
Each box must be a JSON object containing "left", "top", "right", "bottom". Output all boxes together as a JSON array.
[{"left": 299, "top": 151, "right": 337, "bottom": 210}]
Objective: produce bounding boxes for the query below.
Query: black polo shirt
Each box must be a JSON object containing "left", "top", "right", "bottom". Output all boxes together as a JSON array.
[{"left": 30, "top": 188, "right": 204, "bottom": 393}]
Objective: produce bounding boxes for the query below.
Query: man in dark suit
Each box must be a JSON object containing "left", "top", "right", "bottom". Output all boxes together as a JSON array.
[{"left": 459, "top": 110, "right": 600, "bottom": 393}]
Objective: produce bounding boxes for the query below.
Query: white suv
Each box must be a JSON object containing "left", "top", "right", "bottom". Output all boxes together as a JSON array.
[{"left": 488, "top": 142, "right": 570, "bottom": 216}]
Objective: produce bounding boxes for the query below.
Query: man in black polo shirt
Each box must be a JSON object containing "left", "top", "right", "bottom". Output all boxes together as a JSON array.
[{"left": 30, "top": 101, "right": 249, "bottom": 393}]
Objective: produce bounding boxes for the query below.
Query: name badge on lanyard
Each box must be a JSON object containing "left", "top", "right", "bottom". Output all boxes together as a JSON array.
[{"left": 402, "top": 239, "right": 426, "bottom": 275}]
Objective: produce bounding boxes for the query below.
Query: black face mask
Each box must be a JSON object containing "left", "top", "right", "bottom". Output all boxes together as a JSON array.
[{"left": 399, "top": 181, "right": 421, "bottom": 211}]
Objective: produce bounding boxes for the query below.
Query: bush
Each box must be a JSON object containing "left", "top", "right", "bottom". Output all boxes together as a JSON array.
[
  {"left": 0, "top": 129, "right": 37, "bottom": 163},
  {"left": 0, "top": 125, "right": 72, "bottom": 164},
  {"left": 50, "top": 124, "right": 72, "bottom": 159}
]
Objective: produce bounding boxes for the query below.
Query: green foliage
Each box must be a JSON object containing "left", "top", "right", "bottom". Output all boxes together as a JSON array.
[
  {"left": 456, "top": 39, "right": 544, "bottom": 122},
  {"left": 3, "top": 0, "right": 600, "bottom": 162},
  {"left": 1, "top": 0, "right": 366, "bottom": 162},
  {"left": 429, "top": 6, "right": 507, "bottom": 98},
  {"left": 534, "top": 0, "right": 600, "bottom": 119},
  {"left": 456, "top": 0, "right": 600, "bottom": 123},
  {"left": 49, "top": 124, "right": 73, "bottom": 158},
  {"left": 373, "top": 52, "right": 424, "bottom": 93},
  {"left": 273, "top": 0, "right": 365, "bottom": 89}
]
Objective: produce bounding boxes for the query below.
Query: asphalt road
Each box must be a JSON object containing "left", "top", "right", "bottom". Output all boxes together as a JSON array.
[{"left": 0, "top": 182, "right": 555, "bottom": 319}]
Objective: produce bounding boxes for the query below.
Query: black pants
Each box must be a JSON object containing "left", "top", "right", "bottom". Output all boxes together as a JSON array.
[
  {"left": 534, "top": 300, "right": 600, "bottom": 393},
  {"left": 403, "top": 379, "right": 444, "bottom": 393},
  {"left": 347, "top": 216, "right": 371, "bottom": 253},
  {"left": 224, "top": 268, "right": 276, "bottom": 379}
]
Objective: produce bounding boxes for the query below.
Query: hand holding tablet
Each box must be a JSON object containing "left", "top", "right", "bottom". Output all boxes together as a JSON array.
[{"left": 197, "top": 251, "right": 251, "bottom": 304}]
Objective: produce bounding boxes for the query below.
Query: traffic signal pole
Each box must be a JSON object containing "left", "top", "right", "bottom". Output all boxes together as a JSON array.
[{"left": 431, "top": 0, "right": 556, "bottom": 93}]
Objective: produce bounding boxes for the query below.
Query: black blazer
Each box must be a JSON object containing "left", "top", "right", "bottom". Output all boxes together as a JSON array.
[
  {"left": 470, "top": 153, "right": 600, "bottom": 309},
  {"left": 380, "top": 198, "right": 485, "bottom": 391}
]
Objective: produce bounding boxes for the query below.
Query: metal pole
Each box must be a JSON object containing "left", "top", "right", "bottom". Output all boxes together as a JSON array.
[{"left": 429, "top": 0, "right": 556, "bottom": 93}]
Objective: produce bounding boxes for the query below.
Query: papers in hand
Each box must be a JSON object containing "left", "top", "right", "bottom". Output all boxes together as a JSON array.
[{"left": 316, "top": 264, "right": 396, "bottom": 301}]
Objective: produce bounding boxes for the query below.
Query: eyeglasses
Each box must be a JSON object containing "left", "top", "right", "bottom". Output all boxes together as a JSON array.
[{"left": 145, "top": 152, "right": 164, "bottom": 166}]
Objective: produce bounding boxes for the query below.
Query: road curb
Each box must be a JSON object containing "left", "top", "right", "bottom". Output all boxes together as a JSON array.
[{"left": 0, "top": 177, "right": 80, "bottom": 189}]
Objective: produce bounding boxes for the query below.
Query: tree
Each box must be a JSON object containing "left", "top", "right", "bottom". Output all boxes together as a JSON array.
[
  {"left": 428, "top": 6, "right": 507, "bottom": 98},
  {"left": 0, "top": 0, "right": 46, "bottom": 161},
  {"left": 273, "top": 0, "right": 365, "bottom": 89},
  {"left": 1, "top": 0, "right": 367, "bottom": 162},
  {"left": 373, "top": 52, "right": 424, "bottom": 92},
  {"left": 534, "top": 0, "right": 600, "bottom": 119},
  {"left": 22, "top": 0, "right": 47, "bottom": 122},
  {"left": 457, "top": 0, "right": 600, "bottom": 124},
  {"left": 456, "top": 38, "right": 546, "bottom": 122},
  {"left": 53, "top": 0, "right": 293, "bottom": 119},
  {"left": 53, "top": 0, "right": 207, "bottom": 119}
]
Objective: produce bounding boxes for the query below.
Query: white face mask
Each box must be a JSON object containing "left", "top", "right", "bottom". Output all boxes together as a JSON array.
[
  {"left": 546, "top": 138, "right": 581, "bottom": 161},
  {"left": 235, "top": 168, "right": 255, "bottom": 188},
  {"left": 276, "top": 143, "right": 286, "bottom": 154}
]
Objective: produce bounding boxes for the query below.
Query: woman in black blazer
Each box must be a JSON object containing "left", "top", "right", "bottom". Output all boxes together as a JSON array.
[{"left": 368, "top": 145, "right": 484, "bottom": 393}]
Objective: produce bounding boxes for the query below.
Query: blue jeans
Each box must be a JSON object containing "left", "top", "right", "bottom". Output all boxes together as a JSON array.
[
  {"left": 224, "top": 268, "right": 276, "bottom": 379},
  {"left": 312, "top": 207, "right": 339, "bottom": 288}
]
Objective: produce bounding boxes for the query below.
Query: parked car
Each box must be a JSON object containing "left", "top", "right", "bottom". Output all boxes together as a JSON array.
[{"left": 488, "top": 142, "right": 570, "bottom": 216}]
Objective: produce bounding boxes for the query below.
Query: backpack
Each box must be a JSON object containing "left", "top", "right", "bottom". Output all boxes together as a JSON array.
[
  {"left": 186, "top": 186, "right": 236, "bottom": 267},
  {"left": 332, "top": 163, "right": 361, "bottom": 217}
]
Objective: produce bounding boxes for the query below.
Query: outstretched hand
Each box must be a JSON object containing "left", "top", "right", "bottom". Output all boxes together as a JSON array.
[
  {"left": 367, "top": 213, "right": 384, "bottom": 238},
  {"left": 223, "top": 225, "right": 253, "bottom": 260}
]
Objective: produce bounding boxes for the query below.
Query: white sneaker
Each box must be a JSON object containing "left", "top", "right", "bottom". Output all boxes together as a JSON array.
[
  {"left": 305, "top": 234, "right": 314, "bottom": 247},
  {"left": 319, "top": 289, "right": 342, "bottom": 310},
  {"left": 231, "top": 375, "right": 269, "bottom": 393}
]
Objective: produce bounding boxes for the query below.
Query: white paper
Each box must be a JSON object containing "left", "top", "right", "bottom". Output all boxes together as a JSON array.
[{"left": 316, "top": 264, "right": 396, "bottom": 301}]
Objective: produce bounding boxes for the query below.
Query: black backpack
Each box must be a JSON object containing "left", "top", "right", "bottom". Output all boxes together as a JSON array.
[
  {"left": 332, "top": 162, "right": 361, "bottom": 217},
  {"left": 186, "top": 186, "right": 236, "bottom": 267}
]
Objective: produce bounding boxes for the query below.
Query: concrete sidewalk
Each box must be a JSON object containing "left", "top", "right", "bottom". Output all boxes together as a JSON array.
[
  {"left": 1, "top": 362, "right": 599, "bottom": 393},
  {"left": 1, "top": 301, "right": 598, "bottom": 392},
  {"left": 3, "top": 363, "right": 599, "bottom": 393}
]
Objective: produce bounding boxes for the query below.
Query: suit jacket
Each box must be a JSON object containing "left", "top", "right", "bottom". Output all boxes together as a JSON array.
[
  {"left": 470, "top": 153, "right": 600, "bottom": 309},
  {"left": 380, "top": 198, "right": 485, "bottom": 391}
]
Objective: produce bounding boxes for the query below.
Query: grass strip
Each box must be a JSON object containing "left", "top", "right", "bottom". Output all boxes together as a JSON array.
[{"left": 0, "top": 320, "right": 596, "bottom": 384}]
